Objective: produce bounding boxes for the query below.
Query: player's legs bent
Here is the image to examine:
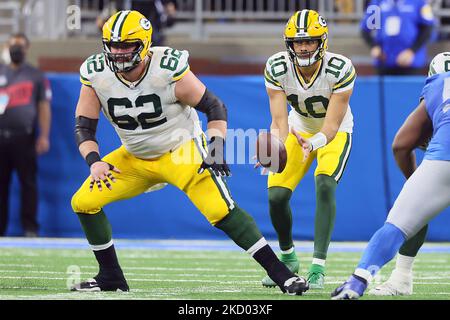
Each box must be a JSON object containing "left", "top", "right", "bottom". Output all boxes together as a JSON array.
[
  {"left": 268, "top": 132, "right": 315, "bottom": 252},
  {"left": 306, "top": 132, "right": 351, "bottom": 287},
  {"left": 160, "top": 137, "right": 308, "bottom": 293},
  {"left": 386, "top": 160, "right": 450, "bottom": 239},
  {"left": 71, "top": 146, "right": 160, "bottom": 291},
  {"left": 337, "top": 160, "right": 450, "bottom": 298},
  {"left": 314, "top": 132, "right": 352, "bottom": 261}
]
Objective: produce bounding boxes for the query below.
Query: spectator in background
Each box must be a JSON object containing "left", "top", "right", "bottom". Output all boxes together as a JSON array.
[
  {"left": 97, "top": 0, "right": 176, "bottom": 46},
  {"left": 361, "top": 0, "right": 436, "bottom": 75},
  {"left": 0, "top": 34, "right": 52, "bottom": 237}
]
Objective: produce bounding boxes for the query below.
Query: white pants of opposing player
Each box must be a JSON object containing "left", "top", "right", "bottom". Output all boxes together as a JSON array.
[{"left": 387, "top": 159, "right": 450, "bottom": 239}]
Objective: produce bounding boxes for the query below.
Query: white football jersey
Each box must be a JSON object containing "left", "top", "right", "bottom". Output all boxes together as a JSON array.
[
  {"left": 79, "top": 46, "right": 202, "bottom": 159},
  {"left": 264, "top": 51, "right": 355, "bottom": 134}
]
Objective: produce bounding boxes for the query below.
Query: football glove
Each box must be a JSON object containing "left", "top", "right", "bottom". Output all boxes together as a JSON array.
[{"left": 198, "top": 136, "right": 231, "bottom": 177}]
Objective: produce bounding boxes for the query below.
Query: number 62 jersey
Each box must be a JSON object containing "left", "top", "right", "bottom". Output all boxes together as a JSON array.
[
  {"left": 79, "top": 47, "right": 202, "bottom": 159},
  {"left": 264, "top": 51, "right": 355, "bottom": 134}
]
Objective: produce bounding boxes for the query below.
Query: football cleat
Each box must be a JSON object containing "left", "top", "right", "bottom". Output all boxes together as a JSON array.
[
  {"left": 307, "top": 264, "right": 325, "bottom": 289},
  {"left": 70, "top": 277, "right": 129, "bottom": 292},
  {"left": 331, "top": 274, "right": 367, "bottom": 300},
  {"left": 368, "top": 269, "right": 413, "bottom": 296},
  {"left": 283, "top": 276, "right": 309, "bottom": 295},
  {"left": 262, "top": 255, "right": 299, "bottom": 288}
]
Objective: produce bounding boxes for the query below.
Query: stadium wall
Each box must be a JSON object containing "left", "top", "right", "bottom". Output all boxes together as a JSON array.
[{"left": 5, "top": 74, "right": 450, "bottom": 241}]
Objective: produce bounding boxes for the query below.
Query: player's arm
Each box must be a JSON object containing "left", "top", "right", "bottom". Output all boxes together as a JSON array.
[
  {"left": 175, "top": 71, "right": 226, "bottom": 138},
  {"left": 175, "top": 70, "right": 230, "bottom": 176},
  {"left": 322, "top": 88, "right": 353, "bottom": 141},
  {"left": 36, "top": 99, "right": 51, "bottom": 155},
  {"left": 267, "top": 87, "right": 289, "bottom": 142},
  {"left": 392, "top": 100, "right": 433, "bottom": 179},
  {"left": 291, "top": 88, "right": 353, "bottom": 161},
  {"left": 75, "top": 84, "right": 120, "bottom": 191}
]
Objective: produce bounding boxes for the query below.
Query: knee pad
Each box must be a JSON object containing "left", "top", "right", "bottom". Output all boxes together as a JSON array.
[
  {"left": 71, "top": 191, "right": 102, "bottom": 214},
  {"left": 268, "top": 187, "right": 292, "bottom": 207}
]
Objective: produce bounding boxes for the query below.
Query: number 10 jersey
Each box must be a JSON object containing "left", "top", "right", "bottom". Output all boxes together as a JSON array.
[
  {"left": 264, "top": 51, "right": 355, "bottom": 134},
  {"left": 79, "top": 46, "right": 202, "bottom": 159}
]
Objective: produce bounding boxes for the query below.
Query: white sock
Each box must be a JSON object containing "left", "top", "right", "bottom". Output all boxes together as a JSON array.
[
  {"left": 312, "top": 258, "right": 326, "bottom": 267},
  {"left": 395, "top": 254, "right": 415, "bottom": 274},
  {"left": 354, "top": 268, "right": 373, "bottom": 283},
  {"left": 281, "top": 247, "right": 294, "bottom": 255},
  {"left": 246, "top": 238, "right": 268, "bottom": 257}
]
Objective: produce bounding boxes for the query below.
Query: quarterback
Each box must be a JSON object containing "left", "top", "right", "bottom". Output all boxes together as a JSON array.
[
  {"left": 261, "top": 10, "right": 355, "bottom": 289},
  {"left": 70, "top": 10, "right": 308, "bottom": 295}
]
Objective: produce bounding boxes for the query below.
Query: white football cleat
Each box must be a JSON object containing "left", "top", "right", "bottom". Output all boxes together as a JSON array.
[{"left": 369, "top": 269, "right": 413, "bottom": 296}]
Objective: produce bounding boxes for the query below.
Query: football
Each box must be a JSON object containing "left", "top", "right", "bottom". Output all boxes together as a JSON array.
[{"left": 256, "top": 132, "right": 287, "bottom": 173}]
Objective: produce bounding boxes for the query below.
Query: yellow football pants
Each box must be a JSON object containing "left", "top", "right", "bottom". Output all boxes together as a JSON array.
[
  {"left": 268, "top": 131, "right": 352, "bottom": 191},
  {"left": 71, "top": 136, "right": 235, "bottom": 225}
]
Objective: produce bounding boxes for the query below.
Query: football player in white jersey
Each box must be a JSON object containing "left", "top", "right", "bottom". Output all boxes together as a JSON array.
[
  {"left": 70, "top": 10, "right": 309, "bottom": 295},
  {"left": 261, "top": 9, "right": 356, "bottom": 289}
]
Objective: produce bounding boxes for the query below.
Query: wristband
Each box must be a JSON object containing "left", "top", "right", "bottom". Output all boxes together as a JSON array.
[
  {"left": 85, "top": 151, "right": 101, "bottom": 167},
  {"left": 309, "top": 132, "right": 327, "bottom": 151}
]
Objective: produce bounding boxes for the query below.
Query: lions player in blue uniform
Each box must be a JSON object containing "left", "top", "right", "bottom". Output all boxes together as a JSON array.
[
  {"left": 369, "top": 52, "right": 450, "bottom": 296},
  {"left": 331, "top": 52, "right": 450, "bottom": 300}
]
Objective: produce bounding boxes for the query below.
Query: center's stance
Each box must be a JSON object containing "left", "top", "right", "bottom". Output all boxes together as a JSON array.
[{"left": 70, "top": 10, "right": 308, "bottom": 295}]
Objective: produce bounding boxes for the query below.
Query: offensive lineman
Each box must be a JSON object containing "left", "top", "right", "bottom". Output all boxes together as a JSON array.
[
  {"left": 70, "top": 10, "right": 308, "bottom": 295},
  {"left": 261, "top": 10, "right": 355, "bottom": 289}
]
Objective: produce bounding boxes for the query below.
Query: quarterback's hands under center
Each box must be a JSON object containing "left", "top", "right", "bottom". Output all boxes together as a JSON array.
[
  {"left": 89, "top": 161, "right": 121, "bottom": 191},
  {"left": 291, "top": 128, "right": 311, "bottom": 162}
]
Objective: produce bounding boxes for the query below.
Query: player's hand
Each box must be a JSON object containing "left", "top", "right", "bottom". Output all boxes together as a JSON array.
[
  {"left": 253, "top": 155, "right": 269, "bottom": 175},
  {"left": 397, "top": 49, "right": 415, "bottom": 67},
  {"left": 198, "top": 136, "right": 231, "bottom": 177},
  {"left": 89, "top": 161, "right": 121, "bottom": 192},
  {"left": 35, "top": 135, "right": 50, "bottom": 155},
  {"left": 371, "top": 46, "right": 383, "bottom": 59},
  {"left": 291, "top": 128, "right": 311, "bottom": 162}
]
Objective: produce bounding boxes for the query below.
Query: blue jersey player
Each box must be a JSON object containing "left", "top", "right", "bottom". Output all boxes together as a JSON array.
[{"left": 331, "top": 52, "right": 450, "bottom": 300}]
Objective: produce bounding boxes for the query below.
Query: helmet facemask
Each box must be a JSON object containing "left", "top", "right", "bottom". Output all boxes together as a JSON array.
[
  {"left": 285, "top": 36, "right": 325, "bottom": 67},
  {"left": 103, "top": 40, "right": 144, "bottom": 73}
]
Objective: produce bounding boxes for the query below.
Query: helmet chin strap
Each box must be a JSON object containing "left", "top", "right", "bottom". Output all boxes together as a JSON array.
[{"left": 295, "top": 48, "right": 320, "bottom": 67}]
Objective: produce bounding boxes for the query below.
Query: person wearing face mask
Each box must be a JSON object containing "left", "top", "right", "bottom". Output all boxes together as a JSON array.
[{"left": 0, "top": 33, "right": 52, "bottom": 237}]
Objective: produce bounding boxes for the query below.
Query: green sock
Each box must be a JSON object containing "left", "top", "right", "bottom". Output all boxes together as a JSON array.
[
  {"left": 313, "top": 175, "right": 337, "bottom": 260},
  {"left": 399, "top": 225, "right": 428, "bottom": 257},
  {"left": 281, "top": 251, "right": 298, "bottom": 263},
  {"left": 309, "top": 264, "right": 325, "bottom": 275},
  {"left": 268, "top": 187, "right": 294, "bottom": 251},
  {"left": 215, "top": 206, "right": 263, "bottom": 251},
  {"left": 76, "top": 210, "right": 112, "bottom": 245}
]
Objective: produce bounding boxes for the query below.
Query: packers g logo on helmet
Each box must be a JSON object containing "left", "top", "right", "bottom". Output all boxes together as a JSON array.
[
  {"left": 102, "top": 10, "right": 153, "bottom": 73},
  {"left": 284, "top": 10, "right": 328, "bottom": 67}
]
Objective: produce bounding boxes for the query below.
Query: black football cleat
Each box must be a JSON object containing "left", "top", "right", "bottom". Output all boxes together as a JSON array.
[
  {"left": 283, "top": 276, "right": 309, "bottom": 295},
  {"left": 70, "top": 277, "right": 129, "bottom": 292}
]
